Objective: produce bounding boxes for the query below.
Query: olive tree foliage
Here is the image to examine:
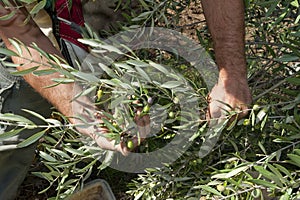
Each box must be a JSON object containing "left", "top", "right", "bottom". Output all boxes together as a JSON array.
[
  {"left": 126, "top": 0, "right": 300, "bottom": 199},
  {"left": 0, "top": 0, "right": 299, "bottom": 199}
]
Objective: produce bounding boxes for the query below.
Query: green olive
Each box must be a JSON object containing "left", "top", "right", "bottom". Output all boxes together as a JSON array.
[
  {"left": 217, "top": 185, "right": 226, "bottom": 192},
  {"left": 168, "top": 111, "right": 175, "bottom": 118},
  {"left": 243, "top": 119, "right": 250, "bottom": 126},
  {"left": 97, "top": 89, "right": 103, "bottom": 101},
  {"left": 173, "top": 97, "right": 179, "bottom": 104},
  {"left": 253, "top": 104, "right": 260, "bottom": 111},
  {"left": 127, "top": 140, "right": 134, "bottom": 150},
  {"left": 143, "top": 104, "right": 150, "bottom": 113},
  {"left": 112, "top": 122, "right": 118, "bottom": 127}
]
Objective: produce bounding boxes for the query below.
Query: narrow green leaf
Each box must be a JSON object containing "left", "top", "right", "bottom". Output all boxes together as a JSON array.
[
  {"left": 249, "top": 179, "right": 279, "bottom": 189},
  {"left": 267, "top": 164, "right": 285, "bottom": 186},
  {"left": 64, "top": 147, "right": 85, "bottom": 156},
  {"left": 77, "top": 159, "right": 97, "bottom": 173},
  {"left": 31, "top": 171, "right": 53, "bottom": 182},
  {"left": 148, "top": 61, "right": 169, "bottom": 74},
  {"left": 254, "top": 166, "right": 278, "bottom": 181},
  {"left": 275, "top": 55, "right": 299, "bottom": 62},
  {"left": 0, "top": 10, "right": 16, "bottom": 21},
  {"left": 293, "top": 149, "right": 300, "bottom": 156},
  {"left": 256, "top": 108, "right": 268, "bottom": 123},
  {"left": 0, "top": 113, "right": 35, "bottom": 125},
  {"left": 98, "top": 44, "right": 123, "bottom": 54},
  {"left": 134, "top": 189, "right": 145, "bottom": 200},
  {"left": 0, "top": 128, "right": 25, "bottom": 140},
  {"left": 72, "top": 86, "right": 97, "bottom": 101},
  {"left": 22, "top": 109, "right": 46, "bottom": 122},
  {"left": 126, "top": 59, "right": 149, "bottom": 67},
  {"left": 51, "top": 77, "right": 75, "bottom": 83},
  {"left": 71, "top": 71, "right": 99, "bottom": 83},
  {"left": 33, "top": 69, "right": 57, "bottom": 76},
  {"left": 291, "top": 0, "right": 299, "bottom": 7},
  {"left": 287, "top": 154, "right": 300, "bottom": 167},
  {"left": 273, "top": 164, "right": 293, "bottom": 180},
  {"left": 212, "top": 166, "right": 249, "bottom": 179},
  {"left": 0, "top": 47, "right": 18, "bottom": 57},
  {"left": 29, "top": 0, "right": 47, "bottom": 15},
  {"left": 0, "top": 61, "right": 20, "bottom": 68},
  {"left": 39, "top": 151, "right": 57, "bottom": 162},
  {"left": 258, "top": 141, "right": 267, "bottom": 155},
  {"left": 11, "top": 66, "right": 39, "bottom": 76},
  {"left": 113, "top": 62, "right": 135, "bottom": 71},
  {"left": 17, "top": 129, "right": 47, "bottom": 148},
  {"left": 99, "top": 63, "right": 117, "bottom": 78},
  {"left": 50, "top": 149, "right": 71, "bottom": 159},
  {"left": 31, "top": 42, "right": 50, "bottom": 59},
  {"left": 77, "top": 39, "right": 102, "bottom": 48},
  {"left": 193, "top": 185, "right": 223, "bottom": 197},
  {"left": 9, "top": 39, "right": 23, "bottom": 55},
  {"left": 161, "top": 81, "right": 182, "bottom": 89},
  {"left": 135, "top": 66, "right": 151, "bottom": 82}
]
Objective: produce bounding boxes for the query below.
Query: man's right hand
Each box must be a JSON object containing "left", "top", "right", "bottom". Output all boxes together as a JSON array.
[{"left": 207, "top": 75, "right": 252, "bottom": 122}]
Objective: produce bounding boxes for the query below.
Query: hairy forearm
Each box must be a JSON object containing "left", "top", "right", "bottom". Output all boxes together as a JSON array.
[
  {"left": 201, "top": 0, "right": 247, "bottom": 80},
  {"left": 0, "top": 4, "right": 96, "bottom": 132}
]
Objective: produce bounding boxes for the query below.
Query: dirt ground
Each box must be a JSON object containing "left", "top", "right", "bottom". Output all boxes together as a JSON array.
[{"left": 16, "top": 1, "right": 205, "bottom": 200}]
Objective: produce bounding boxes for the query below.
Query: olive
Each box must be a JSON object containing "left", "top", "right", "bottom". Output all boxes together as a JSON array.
[
  {"left": 253, "top": 104, "right": 260, "bottom": 111},
  {"left": 142, "top": 104, "right": 150, "bottom": 113},
  {"left": 97, "top": 89, "right": 103, "bottom": 101},
  {"left": 243, "top": 119, "right": 250, "bottom": 126},
  {"left": 173, "top": 97, "right": 179, "bottom": 104},
  {"left": 127, "top": 140, "right": 134, "bottom": 150},
  {"left": 168, "top": 111, "right": 175, "bottom": 118},
  {"left": 147, "top": 97, "right": 154, "bottom": 104},
  {"left": 217, "top": 185, "right": 226, "bottom": 192}
]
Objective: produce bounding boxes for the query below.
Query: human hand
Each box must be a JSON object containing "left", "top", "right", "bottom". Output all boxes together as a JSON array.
[
  {"left": 94, "top": 111, "right": 150, "bottom": 156},
  {"left": 78, "top": 107, "right": 150, "bottom": 156},
  {"left": 206, "top": 76, "right": 252, "bottom": 123}
]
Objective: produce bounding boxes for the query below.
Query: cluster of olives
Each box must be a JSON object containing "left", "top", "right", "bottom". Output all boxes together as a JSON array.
[{"left": 95, "top": 87, "right": 180, "bottom": 150}]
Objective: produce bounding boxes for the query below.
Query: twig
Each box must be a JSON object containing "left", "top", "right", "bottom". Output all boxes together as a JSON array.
[{"left": 253, "top": 79, "right": 286, "bottom": 101}]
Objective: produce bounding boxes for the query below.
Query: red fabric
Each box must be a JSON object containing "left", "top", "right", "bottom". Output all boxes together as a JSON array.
[{"left": 55, "top": 0, "right": 88, "bottom": 51}]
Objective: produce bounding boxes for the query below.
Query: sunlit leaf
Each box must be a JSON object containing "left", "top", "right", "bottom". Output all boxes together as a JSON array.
[
  {"left": 39, "top": 151, "right": 57, "bottom": 162},
  {"left": 29, "top": 0, "right": 47, "bottom": 15}
]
